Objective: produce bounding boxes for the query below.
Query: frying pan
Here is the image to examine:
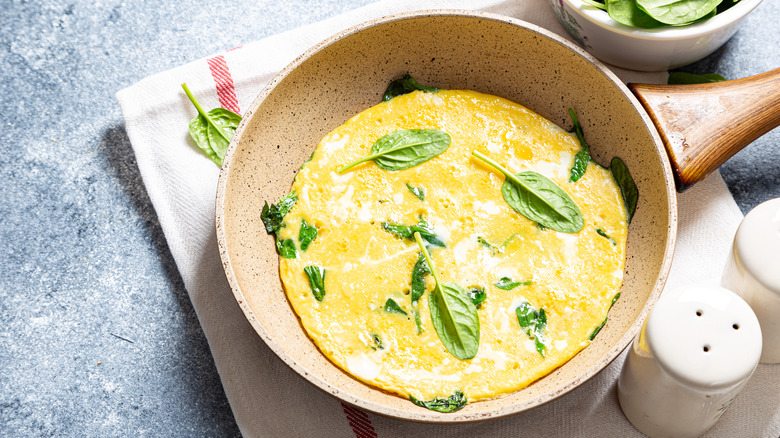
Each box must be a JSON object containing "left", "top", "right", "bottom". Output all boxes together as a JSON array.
[{"left": 215, "top": 10, "right": 779, "bottom": 423}]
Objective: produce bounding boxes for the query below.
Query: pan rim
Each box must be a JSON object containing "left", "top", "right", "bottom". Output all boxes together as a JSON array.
[{"left": 215, "top": 8, "right": 678, "bottom": 423}]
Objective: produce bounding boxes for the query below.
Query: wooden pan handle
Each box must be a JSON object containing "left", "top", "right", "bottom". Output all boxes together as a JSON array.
[{"left": 629, "top": 67, "right": 780, "bottom": 191}]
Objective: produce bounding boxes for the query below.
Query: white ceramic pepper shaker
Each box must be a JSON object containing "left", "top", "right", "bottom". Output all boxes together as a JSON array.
[
  {"left": 617, "top": 285, "right": 762, "bottom": 438},
  {"left": 722, "top": 197, "right": 780, "bottom": 363}
]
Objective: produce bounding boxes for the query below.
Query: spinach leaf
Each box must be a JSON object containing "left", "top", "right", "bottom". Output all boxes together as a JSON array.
[
  {"left": 261, "top": 191, "right": 298, "bottom": 234},
  {"left": 339, "top": 129, "right": 451, "bottom": 173},
  {"left": 494, "top": 277, "right": 532, "bottom": 290},
  {"left": 413, "top": 307, "right": 423, "bottom": 334},
  {"left": 371, "top": 333, "right": 384, "bottom": 350},
  {"left": 636, "top": 0, "right": 721, "bottom": 25},
  {"left": 516, "top": 302, "right": 548, "bottom": 357},
  {"left": 589, "top": 293, "right": 621, "bottom": 340},
  {"left": 582, "top": 0, "right": 607, "bottom": 10},
  {"left": 384, "top": 298, "right": 408, "bottom": 315},
  {"left": 411, "top": 253, "right": 431, "bottom": 303},
  {"left": 410, "top": 390, "right": 467, "bottom": 413},
  {"left": 406, "top": 183, "right": 425, "bottom": 201},
  {"left": 414, "top": 232, "right": 480, "bottom": 360},
  {"left": 382, "top": 218, "right": 445, "bottom": 248},
  {"left": 276, "top": 238, "right": 297, "bottom": 259},
  {"left": 182, "top": 83, "right": 242, "bottom": 166},
  {"left": 667, "top": 72, "right": 727, "bottom": 84},
  {"left": 298, "top": 219, "right": 318, "bottom": 251},
  {"left": 467, "top": 286, "right": 487, "bottom": 309},
  {"left": 606, "top": 0, "right": 666, "bottom": 28},
  {"left": 610, "top": 157, "right": 638, "bottom": 223},
  {"left": 303, "top": 265, "right": 326, "bottom": 302},
  {"left": 472, "top": 151, "right": 584, "bottom": 233},
  {"left": 477, "top": 235, "right": 515, "bottom": 255},
  {"left": 596, "top": 228, "right": 617, "bottom": 246},
  {"left": 568, "top": 108, "right": 591, "bottom": 183},
  {"left": 383, "top": 74, "right": 440, "bottom": 102}
]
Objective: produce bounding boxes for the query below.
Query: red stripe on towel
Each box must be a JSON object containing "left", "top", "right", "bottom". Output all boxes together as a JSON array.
[
  {"left": 341, "top": 403, "right": 378, "bottom": 438},
  {"left": 206, "top": 55, "right": 240, "bottom": 114}
]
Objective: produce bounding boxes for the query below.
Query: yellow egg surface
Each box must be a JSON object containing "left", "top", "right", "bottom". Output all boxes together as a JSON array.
[{"left": 276, "top": 90, "right": 627, "bottom": 403}]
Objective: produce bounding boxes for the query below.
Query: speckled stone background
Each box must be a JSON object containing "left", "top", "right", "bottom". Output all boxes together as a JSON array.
[{"left": 0, "top": 1, "right": 777, "bottom": 436}]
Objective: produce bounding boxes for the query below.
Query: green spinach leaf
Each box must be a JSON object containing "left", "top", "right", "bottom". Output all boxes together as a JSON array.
[
  {"left": 596, "top": 228, "right": 617, "bottom": 246},
  {"left": 494, "top": 277, "right": 531, "bottom": 290},
  {"left": 589, "top": 292, "right": 621, "bottom": 340},
  {"left": 606, "top": 0, "right": 666, "bottom": 28},
  {"left": 467, "top": 286, "right": 487, "bottom": 308},
  {"left": 382, "top": 218, "right": 445, "bottom": 248},
  {"left": 610, "top": 157, "right": 638, "bottom": 223},
  {"left": 414, "top": 232, "right": 480, "bottom": 360},
  {"left": 516, "top": 302, "right": 548, "bottom": 357},
  {"left": 472, "top": 151, "right": 584, "bottom": 233},
  {"left": 636, "top": 0, "right": 721, "bottom": 25},
  {"left": 371, "top": 333, "right": 384, "bottom": 350},
  {"left": 384, "top": 298, "right": 408, "bottom": 315},
  {"left": 383, "top": 74, "right": 440, "bottom": 101},
  {"left": 410, "top": 390, "right": 467, "bottom": 413},
  {"left": 304, "top": 265, "right": 326, "bottom": 302},
  {"left": 568, "top": 108, "right": 591, "bottom": 182},
  {"left": 339, "top": 129, "right": 451, "bottom": 173},
  {"left": 298, "top": 219, "right": 318, "bottom": 251},
  {"left": 182, "top": 83, "right": 241, "bottom": 166},
  {"left": 406, "top": 183, "right": 425, "bottom": 201},
  {"left": 276, "top": 238, "right": 297, "bottom": 259},
  {"left": 411, "top": 253, "right": 431, "bottom": 303},
  {"left": 667, "top": 72, "right": 727, "bottom": 84},
  {"left": 477, "top": 234, "right": 516, "bottom": 255},
  {"left": 261, "top": 191, "right": 298, "bottom": 234}
]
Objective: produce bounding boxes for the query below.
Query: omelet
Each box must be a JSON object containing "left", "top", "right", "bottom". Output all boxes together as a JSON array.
[{"left": 273, "top": 89, "right": 628, "bottom": 405}]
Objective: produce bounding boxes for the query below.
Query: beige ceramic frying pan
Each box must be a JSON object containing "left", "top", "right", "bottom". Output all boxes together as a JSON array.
[{"left": 215, "top": 10, "right": 778, "bottom": 423}]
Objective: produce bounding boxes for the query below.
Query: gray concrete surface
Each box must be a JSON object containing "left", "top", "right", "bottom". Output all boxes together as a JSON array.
[{"left": 0, "top": 1, "right": 777, "bottom": 436}]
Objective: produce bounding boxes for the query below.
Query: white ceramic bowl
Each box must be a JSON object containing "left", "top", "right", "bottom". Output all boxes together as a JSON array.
[{"left": 548, "top": 0, "right": 764, "bottom": 71}]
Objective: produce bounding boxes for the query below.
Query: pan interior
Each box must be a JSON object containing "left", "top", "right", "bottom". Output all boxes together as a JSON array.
[{"left": 217, "top": 11, "right": 675, "bottom": 423}]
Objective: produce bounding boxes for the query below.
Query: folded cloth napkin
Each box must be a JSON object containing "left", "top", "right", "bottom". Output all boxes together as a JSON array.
[{"left": 116, "top": 0, "right": 780, "bottom": 436}]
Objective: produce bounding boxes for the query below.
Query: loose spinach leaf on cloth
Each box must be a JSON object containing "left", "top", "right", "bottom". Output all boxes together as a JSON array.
[
  {"left": 406, "top": 183, "right": 425, "bottom": 201},
  {"left": 414, "top": 232, "right": 480, "bottom": 360},
  {"left": 303, "top": 265, "right": 326, "bottom": 302},
  {"left": 410, "top": 390, "right": 467, "bottom": 413},
  {"left": 472, "top": 151, "right": 584, "bottom": 233},
  {"left": 494, "top": 277, "right": 532, "bottom": 290},
  {"left": 339, "top": 129, "right": 451, "bottom": 173},
  {"left": 383, "top": 74, "right": 441, "bottom": 101},
  {"left": 384, "top": 298, "right": 408, "bottom": 315},
  {"left": 382, "top": 218, "right": 446, "bottom": 248},
  {"left": 181, "top": 83, "right": 242, "bottom": 166},
  {"left": 667, "top": 72, "right": 727, "bottom": 84},
  {"left": 589, "top": 292, "right": 622, "bottom": 340},
  {"left": 261, "top": 191, "right": 298, "bottom": 234},
  {"left": 298, "top": 218, "right": 318, "bottom": 251},
  {"left": 516, "top": 302, "right": 548, "bottom": 357},
  {"left": 610, "top": 157, "right": 638, "bottom": 223},
  {"left": 568, "top": 108, "right": 591, "bottom": 182},
  {"left": 637, "top": 0, "right": 722, "bottom": 25}
]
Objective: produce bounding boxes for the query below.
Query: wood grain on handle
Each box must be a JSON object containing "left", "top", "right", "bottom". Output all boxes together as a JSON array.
[{"left": 629, "top": 67, "right": 780, "bottom": 191}]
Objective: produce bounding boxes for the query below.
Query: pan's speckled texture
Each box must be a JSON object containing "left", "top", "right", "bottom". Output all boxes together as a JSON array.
[{"left": 216, "top": 10, "right": 677, "bottom": 423}]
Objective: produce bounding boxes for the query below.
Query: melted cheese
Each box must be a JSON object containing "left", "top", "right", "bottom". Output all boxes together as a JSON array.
[{"left": 276, "top": 90, "right": 628, "bottom": 402}]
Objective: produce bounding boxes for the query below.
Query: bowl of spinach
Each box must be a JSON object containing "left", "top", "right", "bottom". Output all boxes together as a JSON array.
[{"left": 548, "top": 0, "right": 763, "bottom": 71}]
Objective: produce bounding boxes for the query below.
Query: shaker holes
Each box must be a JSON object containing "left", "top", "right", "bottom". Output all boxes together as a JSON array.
[
  {"left": 696, "top": 310, "right": 703, "bottom": 317},
  {"left": 703, "top": 345, "right": 711, "bottom": 353},
  {"left": 733, "top": 323, "right": 740, "bottom": 330}
]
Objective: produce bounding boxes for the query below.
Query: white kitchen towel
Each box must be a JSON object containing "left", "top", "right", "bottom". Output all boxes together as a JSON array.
[{"left": 116, "top": 0, "right": 779, "bottom": 436}]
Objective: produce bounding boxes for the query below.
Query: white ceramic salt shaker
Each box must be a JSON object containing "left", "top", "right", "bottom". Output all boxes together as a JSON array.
[
  {"left": 618, "top": 285, "right": 762, "bottom": 438},
  {"left": 722, "top": 197, "right": 780, "bottom": 363}
]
